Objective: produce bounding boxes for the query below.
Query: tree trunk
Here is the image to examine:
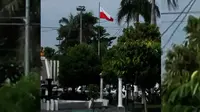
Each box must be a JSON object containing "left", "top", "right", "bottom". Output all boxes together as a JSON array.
[
  {"left": 17, "top": 28, "right": 25, "bottom": 65},
  {"left": 136, "top": 13, "right": 139, "bottom": 23},
  {"left": 142, "top": 88, "right": 148, "bottom": 112},
  {"left": 91, "top": 98, "right": 95, "bottom": 112},
  {"left": 72, "top": 87, "right": 76, "bottom": 93},
  {"left": 30, "top": 25, "right": 41, "bottom": 72},
  {"left": 151, "top": 0, "right": 156, "bottom": 25}
]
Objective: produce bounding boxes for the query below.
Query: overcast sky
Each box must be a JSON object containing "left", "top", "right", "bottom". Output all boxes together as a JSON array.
[{"left": 41, "top": 0, "right": 161, "bottom": 48}]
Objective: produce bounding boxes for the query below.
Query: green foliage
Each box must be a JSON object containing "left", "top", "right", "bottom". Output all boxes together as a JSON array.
[
  {"left": 166, "top": 0, "right": 178, "bottom": 10},
  {"left": 57, "top": 12, "right": 115, "bottom": 55},
  {"left": 57, "top": 12, "right": 98, "bottom": 48},
  {"left": 43, "top": 47, "right": 56, "bottom": 59},
  {"left": 87, "top": 84, "right": 99, "bottom": 100},
  {"left": 0, "top": 61, "right": 23, "bottom": 86},
  {"left": 59, "top": 44, "right": 101, "bottom": 88},
  {"left": 103, "top": 23, "right": 161, "bottom": 88},
  {"left": 117, "top": 0, "right": 160, "bottom": 24},
  {"left": 118, "top": 23, "right": 160, "bottom": 42},
  {"left": 162, "top": 15, "right": 200, "bottom": 111},
  {"left": 0, "top": 73, "right": 40, "bottom": 112}
]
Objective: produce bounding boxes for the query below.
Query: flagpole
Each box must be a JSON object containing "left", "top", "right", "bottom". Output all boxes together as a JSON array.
[{"left": 98, "top": 2, "right": 101, "bottom": 57}]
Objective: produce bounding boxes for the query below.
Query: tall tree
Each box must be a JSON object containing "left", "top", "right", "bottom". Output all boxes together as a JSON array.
[
  {"left": 162, "top": 16, "right": 200, "bottom": 112},
  {"left": 117, "top": 0, "right": 160, "bottom": 24},
  {"left": 102, "top": 23, "right": 161, "bottom": 112},
  {"left": 57, "top": 12, "right": 115, "bottom": 56},
  {"left": 58, "top": 44, "right": 101, "bottom": 91},
  {"left": 43, "top": 47, "right": 56, "bottom": 59},
  {"left": 166, "top": 0, "right": 179, "bottom": 10},
  {"left": 57, "top": 12, "right": 98, "bottom": 49}
]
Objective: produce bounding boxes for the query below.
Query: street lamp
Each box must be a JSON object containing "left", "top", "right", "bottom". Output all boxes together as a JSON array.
[{"left": 76, "top": 6, "right": 86, "bottom": 44}]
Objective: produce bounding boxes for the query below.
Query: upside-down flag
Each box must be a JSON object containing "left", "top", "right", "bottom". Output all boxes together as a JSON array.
[{"left": 99, "top": 7, "right": 114, "bottom": 22}]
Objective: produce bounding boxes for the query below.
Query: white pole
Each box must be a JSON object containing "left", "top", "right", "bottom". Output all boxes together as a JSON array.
[
  {"left": 56, "top": 60, "right": 59, "bottom": 83},
  {"left": 100, "top": 77, "right": 103, "bottom": 99},
  {"left": 45, "top": 59, "right": 51, "bottom": 79},
  {"left": 50, "top": 60, "right": 53, "bottom": 79},
  {"left": 118, "top": 77, "right": 123, "bottom": 107},
  {"left": 53, "top": 60, "right": 56, "bottom": 82},
  {"left": 24, "top": 0, "right": 30, "bottom": 76}
]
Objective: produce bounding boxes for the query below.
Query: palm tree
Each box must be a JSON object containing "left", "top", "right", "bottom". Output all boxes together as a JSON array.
[
  {"left": 166, "top": 0, "right": 179, "bottom": 10},
  {"left": 184, "top": 15, "right": 200, "bottom": 47},
  {"left": 117, "top": 0, "right": 160, "bottom": 25},
  {"left": 57, "top": 12, "right": 98, "bottom": 49},
  {"left": 162, "top": 15, "right": 200, "bottom": 111}
]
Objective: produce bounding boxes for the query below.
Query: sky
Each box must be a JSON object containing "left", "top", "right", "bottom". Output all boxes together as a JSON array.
[
  {"left": 41, "top": 0, "right": 200, "bottom": 76},
  {"left": 41, "top": 0, "right": 161, "bottom": 48}
]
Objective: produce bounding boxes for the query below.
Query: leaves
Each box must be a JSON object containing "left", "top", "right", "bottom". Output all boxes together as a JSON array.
[
  {"left": 162, "top": 16, "right": 200, "bottom": 111},
  {"left": 58, "top": 44, "right": 101, "bottom": 87},
  {"left": 0, "top": 73, "right": 40, "bottom": 112},
  {"left": 117, "top": 0, "right": 160, "bottom": 24},
  {"left": 102, "top": 23, "right": 161, "bottom": 88}
]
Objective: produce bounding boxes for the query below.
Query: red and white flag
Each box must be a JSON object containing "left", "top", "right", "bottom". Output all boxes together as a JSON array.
[{"left": 100, "top": 7, "right": 114, "bottom": 22}]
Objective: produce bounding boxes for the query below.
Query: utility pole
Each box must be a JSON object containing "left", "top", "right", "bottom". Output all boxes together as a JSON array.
[
  {"left": 25, "top": 0, "right": 30, "bottom": 76},
  {"left": 151, "top": 0, "right": 156, "bottom": 25},
  {"left": 76, "top": 6, "right": 86, "bottom": 44}
]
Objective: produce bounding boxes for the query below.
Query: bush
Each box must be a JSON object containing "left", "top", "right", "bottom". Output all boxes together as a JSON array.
[{"left": 0, "top": 73, "right": 40, "bottom": 112}]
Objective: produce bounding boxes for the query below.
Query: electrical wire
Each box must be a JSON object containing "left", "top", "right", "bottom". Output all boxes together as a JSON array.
[
  {"left": 161, "top": 0, "right": 194, "bottom": 37},
  {"left": 162, "top": 0, "right": 196, "bottom": 49},
  {"left": 112, "top": 22, "right": 126, "bottom": 37},
  {"left": 161, "top": 11, "right": 200, "bottom": 15}
]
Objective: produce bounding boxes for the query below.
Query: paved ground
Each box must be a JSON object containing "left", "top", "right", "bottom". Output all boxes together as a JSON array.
[{"left": 41, "top": 105, "right": 126, "bottom": 112}]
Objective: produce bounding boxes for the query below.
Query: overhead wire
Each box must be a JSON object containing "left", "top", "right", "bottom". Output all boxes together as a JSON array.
[
  {"left": 112, "top": 22, "right": 126, "bottom": 37},
  {"left": 161, "top": 0, "right": 195, "bottom": 37},
  {"left": 162, "top": 0, "right": 196, "bottom": 49}
]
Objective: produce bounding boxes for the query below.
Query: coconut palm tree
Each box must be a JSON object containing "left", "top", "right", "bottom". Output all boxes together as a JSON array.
[
  {"left": 57, "top": 12, "right": 98, "bottom": 49},
  {"left": 184, "top": 15, "right": 200, "bottom": 47},
  {"left": 117, "top": 0, "right": 160, "bottom": 25},
  {"left": 162, "top": 15, "right": 200, "bottom": 111},
  {"left": 166, "top": 0, "right": 179, "bottom": 10}
]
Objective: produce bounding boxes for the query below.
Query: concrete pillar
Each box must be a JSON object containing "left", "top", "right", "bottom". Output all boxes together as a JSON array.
[
  {"left": 118, "top": 77, "right": 123, "bottom": 107},
  {"left": 54, "top": 99, "right": 58, "bottom": 111},
  {"left": 46, "top": 100, "right": 50, "bottom": 111},
  {"left": 50, "top": 99, "right": 54, "bottom": 111},
  {"left": 40, "top": 100, "right": 43, "bottom": 110}
]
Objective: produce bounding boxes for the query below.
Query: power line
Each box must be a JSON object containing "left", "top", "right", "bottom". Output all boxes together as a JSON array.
[
  {"left": 161, "top": 11, "right": 200, "bottom": 15},
  {"left": 162, "top": 20, "right": 187, "bottom": 23},
  {"left": 112, "top": 23, "right": 126, "bottom": 37},
  {"left": 0, "top": 17, "right": 25, "bottom": 19},
  {"left": 161, "top": 0, "right": 194, "bottom": 37},
  {"left": 0, "top": 23, "right": 40, "bottom": 25},
  {"left": 162, "top": 0, "right": 196, "bottom": 49}
]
